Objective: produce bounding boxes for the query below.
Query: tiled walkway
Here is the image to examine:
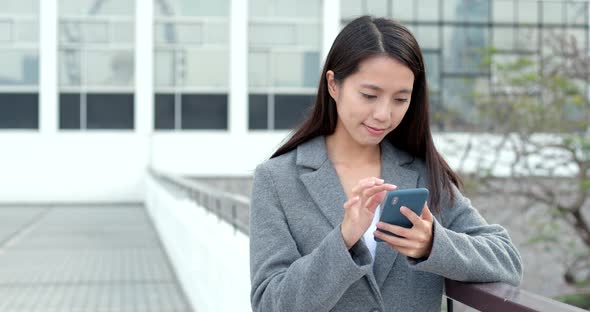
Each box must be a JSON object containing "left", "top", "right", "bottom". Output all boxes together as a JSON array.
[{"left": 0, "top": 205, "right": 193, "bottom": 312}]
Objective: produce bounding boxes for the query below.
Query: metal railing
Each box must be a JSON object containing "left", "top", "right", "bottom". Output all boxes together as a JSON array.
[{"left": 150, "top": 169, "right": 588, "bottom": 312}]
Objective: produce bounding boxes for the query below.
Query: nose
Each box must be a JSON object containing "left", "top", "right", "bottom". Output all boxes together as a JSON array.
[{"left": 372, "top": 99, "right": 391, "bottom": 123}]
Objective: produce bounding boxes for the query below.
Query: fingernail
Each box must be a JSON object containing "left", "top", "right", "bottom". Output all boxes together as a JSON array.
[{"left": 377, "top": 178, "right": 384, "bottom": 182}]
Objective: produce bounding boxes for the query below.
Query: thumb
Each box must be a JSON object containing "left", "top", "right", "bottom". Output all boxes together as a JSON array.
[{"left": 421, "top": 202, "right": 434, "bottom": 222}]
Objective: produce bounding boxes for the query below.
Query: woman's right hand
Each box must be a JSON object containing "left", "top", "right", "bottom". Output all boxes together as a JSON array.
[{"left": 341, "top": 177, "right": 397, "bottom": 249}]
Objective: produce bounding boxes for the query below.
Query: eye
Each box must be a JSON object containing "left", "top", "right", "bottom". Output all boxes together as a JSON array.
[
  {"left": 395, "top": 98, "right": 409, "bottom": 104},
  {"left": 361, "top": 93, "right": 377, "bottom": 100}
]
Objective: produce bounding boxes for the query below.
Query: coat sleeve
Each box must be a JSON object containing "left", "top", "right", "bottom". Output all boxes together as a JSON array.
[
  {"left": 249, "top": 164, "right": 373, "bottom": 312},
  {"left": 406, "top": 182, "right": 524, "bottom": 286}
]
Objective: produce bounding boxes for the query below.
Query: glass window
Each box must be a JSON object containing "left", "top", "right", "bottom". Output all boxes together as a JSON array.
[
  {"left": 416, "top": 0, "right": 439, "bottom": 21},
  {"left": 274, "top": 94, "right": 314, "bottom": 130},
  {"left": 366, "top": 0, "right": 389, "bottom": 16},
  {"left": 414, "top": 25, "right": 439, "bottom": 50},
  {"left": 154, "top": 94, "right": 175, "bottom": 130},
  {"left": 0, "top": 49, "right": 39, "bottom": 85},
  {"left": 59, "top": 93, "right": 81, "bottom": 129},
  {"left": 517, "top": 1, "right": 538, "bottom": 24},
  {"left": 250, "top": 24, "right": 296, "bottom": 46},
  {"left": 392, "top": 0, "right": 414, "bottom": 20},
  {"left": 423, "top": 52, "right": 440, "bottom": 92},
  {"left": 0, "top": 93, "right": 38, "bottom": 129},
  {"left": 155, "top": 0, "right": 229, "bottom": 17},
  {"left": 566, "top": 2, "right": 588, "bottom": 26},
  {"left": 250, "top": 0, "right": 319, "bottom": 18},
  {"left": 515, "top": 27, "right": 538, "bottom": 52},
  {"left": 443, "top": 26, "right": 490, "bottom": 74},
  {"left": 58, "top": 0, "right": 134, "bottom": 16},
  {"left": 341, "top": 0, "right": 364, "bottom": 18},
  {"left": 154, "top": 50, "right": 175, "bottom": 87},
  {"left": 446, "top": 0, "right": 489, "bottom": 22},
  {"left": 86, "top": 93, "right": 134, "bottom": 130},
  {"left": 248, "top": 94, "right": 268, "bottom": 130},
  {"left": 492, "top": 0, "right": 514, "bottom": 23},
  {"left": 15, "top": 20, "right": 38, "bottom": 42},
  {"left": 85, "top": 50, "right": 134, "bottom": 87},
  {"left": 0, "top": 0, "right": 38, "bottom": 14},
  {"left": 0, "top": 21, "right": 12, "bottom": 42},
  {"left": 183, "top": 49, "right": 228, "bottom": 87},
  {"left": 542, "top": 2, "right": 563, "bottom": 24},
  {"left": 248, "top": 51, "right": 270, "bottom": 87},
  {"left": 181, "top": 94, "right": 228, "bottom": 130},
  {"left": 493, "top": 27, "right": 515, "bottom": 50}
]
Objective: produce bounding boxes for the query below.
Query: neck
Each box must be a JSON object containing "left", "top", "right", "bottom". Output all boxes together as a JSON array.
[{"left": 326, "top": 124, "right": 381, "bottom": 166}]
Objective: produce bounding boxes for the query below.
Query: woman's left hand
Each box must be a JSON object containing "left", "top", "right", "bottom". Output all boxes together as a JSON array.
[{"left": 374, "top": 202, "right": 434, "bottom": 259}]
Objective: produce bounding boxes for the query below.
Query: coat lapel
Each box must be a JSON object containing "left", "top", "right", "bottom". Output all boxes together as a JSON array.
[
  {"left": 373, "top": 139, "right": 418, "bottom": 288},
  {"left": 297, "top": 136, "right": 348, "bottom": 230}
]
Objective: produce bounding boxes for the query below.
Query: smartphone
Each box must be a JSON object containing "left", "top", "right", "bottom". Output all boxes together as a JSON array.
[{"left": 375, "top": 188, "right": 429, "bottom": 242}]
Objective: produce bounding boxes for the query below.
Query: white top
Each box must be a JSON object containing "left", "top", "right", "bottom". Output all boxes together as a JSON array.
[{"left": 362, "top": 205, "right": 381, "bottom": 263}]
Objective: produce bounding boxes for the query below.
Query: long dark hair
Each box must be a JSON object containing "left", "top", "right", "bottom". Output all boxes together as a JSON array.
[{"left": 271, "top": 16, "right": 462, "bottom": 212}]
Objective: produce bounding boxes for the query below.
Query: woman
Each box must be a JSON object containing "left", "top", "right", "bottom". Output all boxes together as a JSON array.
[{"left": 249, "top": 16, "right": 522, "bottom": 312}]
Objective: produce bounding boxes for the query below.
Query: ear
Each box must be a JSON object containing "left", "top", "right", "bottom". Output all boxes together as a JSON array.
[{"left": 326, "top": 70, "right": 339, "bottom": 101}]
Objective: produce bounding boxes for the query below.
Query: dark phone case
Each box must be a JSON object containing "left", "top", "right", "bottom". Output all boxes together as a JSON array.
[{"left": 375, "top": 188, "right": 429, "bottom": 242}]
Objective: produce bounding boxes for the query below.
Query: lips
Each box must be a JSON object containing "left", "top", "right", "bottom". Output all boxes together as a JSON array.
[{"left": 364, "top": 124, "right": 386, "bottom": 135}]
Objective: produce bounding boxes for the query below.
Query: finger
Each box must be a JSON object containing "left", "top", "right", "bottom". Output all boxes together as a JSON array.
[
  {"left": 376, "top": 221, "right": 413, "bottom": 239},
  {"left": 374, "top": 230, "right": 415, "bottom": 248},
  {"left": 361, "top": 183, "right": 397, "bottom": 201},
  {"left": 351, "top": 177, "right": 385, "bottom": 195},
  {"left": 365, "top": 190, "right": 387, "bottom": 213},
  {"left": 421, "top": 202, "right": 434, "bottom": 222},
  {"left": 400, "top": 206, "right": 422, "bottom": 227},
  {"left": 343, "top": 196, "right": 360, "bottom": 210}
]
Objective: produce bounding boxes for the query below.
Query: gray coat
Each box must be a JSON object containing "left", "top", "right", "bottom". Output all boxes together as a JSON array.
[{"left": 249, "top": 136, "right": 523, "bottom": 312}]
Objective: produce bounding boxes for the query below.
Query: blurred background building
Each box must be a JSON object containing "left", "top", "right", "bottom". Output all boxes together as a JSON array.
[{"left": 1, "top": 0, "right": 590, "bottom": 311}]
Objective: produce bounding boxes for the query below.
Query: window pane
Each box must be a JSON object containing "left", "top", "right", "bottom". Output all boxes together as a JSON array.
[
  {"left": 341, "top": 0, "right": 363, "bottom": 18},
  {"left": 517, "top": 1, "right": 538, "bottom": 24},
  {"left": 296, "top": 24, "right": 321, "bottom": 47},
  {"left": 181, "top": 94, "right": 228, "bottom": 130},
  {"left": 392, "top": 0, "right": 414, "bottom": 20},
  {"left": 492, "top": 0, "right": 514, "bottom": 23},
  {"left": 85, "top": 50, "right": 134, "bottom": 87},
  {"left": 59, "top": 93, "right": 81, "bottom": 129},
  {"left": 0, "top": 50, "right": 39, "bottom": 85},
  {"left": 274, "top": 94, "right": 314, "bottom": 129},
  {"left": 416, "top": 0, "right": 439, "bottom": 21},
  {"left": 58, "top": 0, "right": 134, "bottom": 16},
  {"left": 250, "top": 0, "right": 319, "bottom": 18},
  {"left": 111, "top": 22, "right": 134, "bottom": 43},
  {"left": 273, "top": 52, "right": 320, "bottom": 88},
  {"left": 414, "top": 25, "right": 439, "bottom": 49},
  {"left": 493, "top": 27, "right": 515, "bottom": 50},
  {"left": 542, "top": 2, "right": 563, "bottom": 24},
  {"left": 0, "top": 93, "right": 38, "bottom": 129},
  {"left": 155, "top": 94, "right": 175, "bottom": 130},
  {"left": 155, "top": 22, "right": 202, "bottom": 44},
  {"left": 183, "top": 49, "right": 228, "bottom": 87},
  {"left": 86, "top": 93, "right": 134, "bottom": 129},
  {"left": 567, "top": 2, "right": 587, "bottom": 26},
  {"left": 445, "top": 0, "right": 489, "bottom": 22},
  {"left": 155, "top": 0, "right": 229, "bottom": 17},
  {"left": 0, "top": 0, "right": 38, "bottom": 14},
  {"left": 15, "top": 20, "right": 38, "bottom": 42},
  {"left": 59, "top": 48, "right": 81, "bottom": 86},
  {"left": 515, "top": 27, "right": 538, "bottom": 52},
  {"left": 204, "top": 22, "right": 228, "bottom": 45},
  {"left": 423, "top": 52, "right": 440, "bottom": 92},
  {"left": 249, "top": 51, "right": 269, "bottom": 87},
  {"left": 366, "top": 0, "right": 388, "bottom": 16},
  {"left": 0, "top": 21, "right": 11, "bottom": 42},
  {"left": 154, "top": 50, "right": 175, "bottom": 87},
  {"left": 249, "top": 94, "right": 268, "bottom": 130},
  {"left": 250, "top": 24, "right": 296, "bottom": 46},
  {"left": 443, "top": 26, "right": 489, "bottom": 74}
]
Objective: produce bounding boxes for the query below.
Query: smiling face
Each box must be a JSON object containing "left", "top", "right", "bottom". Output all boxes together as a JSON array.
[{"left": 327, "top": 55, "right": 415, "bottom": 147}]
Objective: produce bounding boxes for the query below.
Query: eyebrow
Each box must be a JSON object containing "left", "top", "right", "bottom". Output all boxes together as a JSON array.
[{"left": 360, "top": 83, "right": 412, "bottom": 94}]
